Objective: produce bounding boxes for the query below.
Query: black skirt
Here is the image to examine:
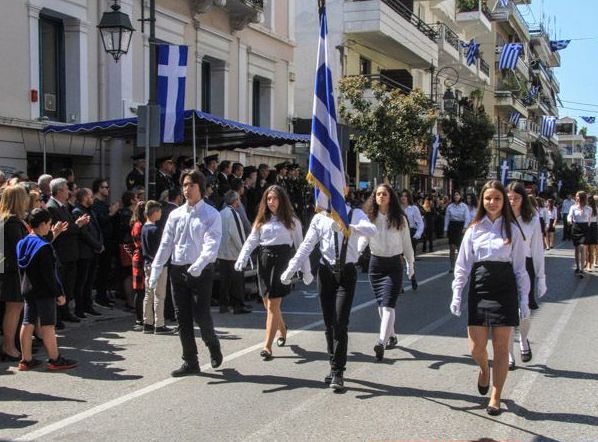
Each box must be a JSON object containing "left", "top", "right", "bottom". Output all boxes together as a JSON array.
[
  {"left": 0, "top": 272, "right": 23, "bottom": 303},
  {"left": 447, "top": 220, "right": 465, "bottom": 247},
  {"left": 368, "top": 254, "right": 403, "bottom": 308},
  {"left": 468, "top": 261, "right": 519, "bottom": 327},
  {"left": 571, "top": 222, "right": 589, "bottom": 246},
  {"left": 548, "top": 219, "right": 556, "bottom": 233},
  {"left": 588, "top": 222, "right": 598, "bottom": 245},
  {"left": 257, "top": 245, "right": 294, "bottom": 299}
]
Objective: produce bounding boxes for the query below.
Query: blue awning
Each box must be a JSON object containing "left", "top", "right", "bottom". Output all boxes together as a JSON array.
[{"left": 42, "top": 110, "right": 309, "bottom": 150}]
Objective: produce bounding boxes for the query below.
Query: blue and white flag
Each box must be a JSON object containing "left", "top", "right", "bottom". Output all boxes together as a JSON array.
[
  {"left": 509, "top": 111, "right": 521, "bottom": 127},
  {"left": 157, "top": 44, "right": 188, "bottom": 144},
  {"left": 429, "top": 135, "right": 441, "bottom": 176},
  {"left": 463, "top": 39, "right": 480, "bottom": 67},
  {"left": 499, "top": 43, "right": 523, "bottom": 70},
  {"left": 307, "top": 5, "right": 349, "bottom": 234},
  {"left": 500, "top": 160, "right": 509, "bottom": 186},
  {"left": 539, "top": 172, "right": 546, "bottom": 193},
  {"left": 541, "top": 116, "right": 557, "bottom": 138},
  {"left": 498, "top": 0, "right": 509, "bottom": 7},
  {"left": 581, "top": 116, "right": 596, "bottom": 124},
  {"left": 550, "top": 40, "right": 571, "bottom": 52},
  {"left": 523, "top": 85, "right": 540, "bottom": 105}
]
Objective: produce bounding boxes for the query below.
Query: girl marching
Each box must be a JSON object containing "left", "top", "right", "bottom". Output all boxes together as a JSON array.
[
  {"left": 444, "top": 191, "right": 471, "bottom": 273},
  {"left": 568, "top": 191, "right": 592, "bottom": 278}
]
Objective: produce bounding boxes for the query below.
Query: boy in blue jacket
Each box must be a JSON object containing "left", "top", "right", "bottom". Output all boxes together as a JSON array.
[{"left": 17, "top": 208, "right": 77, "bottom": 371}]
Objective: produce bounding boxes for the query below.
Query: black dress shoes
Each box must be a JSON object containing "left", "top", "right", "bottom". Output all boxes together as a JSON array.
[
  {"left": 209, "top": 342, "right": 223, "bottom": 368},
  {"left": 521, "top": 341, "right": 532, "bottom": 363},
  {"left": 260, "top": 349, "right": 273, "bottom": 360},
  {"left": 486, "top": 406, "right": 501, "bottom": 416},
  {"left": 329, "top": 372, "right": 344, "bottom": 391},
  {"left": 324, "top": 370, "right": 333, "bottom": 384},
  {"left": 233, "top": 306, "right": 252, "bottom": 315},
  {"left": 374, "top": 342, "right": 384, "bottom": 362},
  {"left": 62, "top": 312, "right": 81, "bottom": 323},
  {"left": 74, "top": 310, "right": 87, "bottom": 319},
  {"left": 477, "top": 370, "right": 489, "bottom": 395},
  {"left": 171, "top": 361, "right": 201, "bottom": 377},
  {"left": 411, "top": 276, "right": 418, "bottom": 290},
  {"left": 84, "top": 308, "right": 102, "bottom": 317},
  {"left": 386, "top": 335, "right": 398, "bottom": 349}
]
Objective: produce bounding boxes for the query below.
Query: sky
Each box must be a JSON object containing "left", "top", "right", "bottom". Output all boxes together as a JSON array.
[{"left": 521, "top": 0, "right": 598, "bottom": 137}]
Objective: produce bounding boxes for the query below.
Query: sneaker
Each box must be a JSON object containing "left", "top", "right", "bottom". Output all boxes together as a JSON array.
[
  {"left": 171, "top": 361, "right": 201, "bottom": 377},
  {"left": 154, "top": 325, "right": 175, "bottom": 335},
  {"left": 386, "top": 335, "right": 398, "bottom": 349},
  {"left": 133, "top": 321, "right": 144, "bottom": 332},
  {"left": 374, "top": 342, "right": 385, "bottom": 362},
  {"left": 143, "top": 324, "right": 154, "bottom": 334},
  {"left": 18, "top": 358, "right": 43, "bottom": 371},
  {"left": 47, "top": 355, "right": 77, "bottom": 371},
  {"left": 208, "top": 341, "right": 223, "bottom": 369},
  {"left": 329, "top": 372, "right": 344, "bottom": 391}
]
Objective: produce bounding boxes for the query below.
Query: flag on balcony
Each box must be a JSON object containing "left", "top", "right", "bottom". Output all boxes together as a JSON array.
[
  {"left": 500, "top": 160, "right": 509, "bottom": 186},
  {"left": 463, "top": 39, "right": 480, "bottom": 67},
  {"left": 550, "top": 40, "right": 571, "bottom": 52},
  {"left": 581, "top": 116, "right": 596, "bottom": 124},
  {"left": 523, "top": 85, "right": 541, "bottom": 105},
  {"left": 509, "top": 111, "right": 521, "bottom": 127},
  {"left": 498, "top": 0, "right": 509, "bottom": 7},
  {"left": 498, "top": 43, "right": 523, "bottom": 70},
  {"left": 541, "top": 116, "right": 557, "bottom": 138},
  {"left": 307, "top": 3, "right": 349, "bottom": 234},
  {"left": 539, "top": 172, "right": 546, "bottom": 193},
  {"left": 157, "top": 44, "right": 188, "bottom": 143},
  {"left": 429, "top": 135, "right": 441, "bottom": 176}
]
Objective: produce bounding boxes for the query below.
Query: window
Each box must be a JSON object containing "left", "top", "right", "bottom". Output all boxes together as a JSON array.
[
  {"left": 252, "top": 78, "right": 261, "bottom": 126},
  {"left": 201, "top": 60, "right": 211, "bottom": 113},
  {"left": 251, "top": 76, "right": 272, "bottom": 128},
  {"left": 359, "top": 57, "right": 371, "bottom": 76},
  {"left": 201, "top": 56, "right": 226, "bottom": 117},
  {"left": 39, "top": 15, "right": 65, "bottom": 121}
]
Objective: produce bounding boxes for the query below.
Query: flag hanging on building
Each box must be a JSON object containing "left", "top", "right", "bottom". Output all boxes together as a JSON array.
[
  {"left": 499, "top": 43, "right": 523, "bottom": 70},
  {"left": 157, "top": 45, "right": 188, "bottom": 143},
  {"left": 550, "top": 40, "right": 571, "bottom": 52},
  {"left": 509, "top": 111, "right": 521, "bottom": 127},
  {"left": 500, "top": 160, "right": 509, "bottom": 186},
  {"left": 523, "top": 85, "right": 540, "bottom": 105},
  {"left": 539, "top": 172, "right": 546, "bottom": 193},
  {"left": 429, "top": 135, "right": 441, "bottom": 176},
  {"left": 541, "top": 116, "right": 557, "bottom": 138},
  {"left": 463, "top": 39, "right": 480, "bottom": 67},
  {"left": 307, "top": 3, "right": 349, "bottom": 234},
  {"left": 498, "top": 0, "right": 509, "bottom": 7},
  {"left": 581, "top": 116, "right": 596, "bottom": 124}
]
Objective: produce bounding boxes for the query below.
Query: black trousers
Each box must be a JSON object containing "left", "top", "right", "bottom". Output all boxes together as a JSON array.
[
  {"left": 562, "top": 216, "right": 571, "bottom": 241},
  {"left": 318, "top": 263, "right": 357, "bottom": 373},
  {"left": 95, "top": 246, "right": 113, "bottom": 301},
  {"left": 218, "top": 259, "right": 244, "bottom": 308},
  {"left": 75, "top": 256, "right": 97, "bottom": 312},
  {"left": 57, "top": 261, "right": 77, "bottom": 316},
  {"left": 170, "top": 264, "right": 218, "bottom": 364}
]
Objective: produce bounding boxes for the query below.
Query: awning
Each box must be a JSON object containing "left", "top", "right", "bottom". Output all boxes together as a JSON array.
[{"left": 42, "top": 110, "right": 310, "bottom": 150}]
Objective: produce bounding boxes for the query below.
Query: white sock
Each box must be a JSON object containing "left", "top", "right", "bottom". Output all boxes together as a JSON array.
[
  {"left": 379, "top": 307, "right": 396, "bottom": 344},
  {"left": 519, "top": 317, "right": 531, "bottom": 351}
]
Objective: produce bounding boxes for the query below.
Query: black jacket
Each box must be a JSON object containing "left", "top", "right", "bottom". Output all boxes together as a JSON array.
[
  {"left": 46, "top": 198, "right": 79, "bottom": 263},
  {"left": 1, "top": 215, "right": 28, "bottom": 275},
  {"left": 17, "top": 235, "right": 61, "bottom": 299},
  {"left": 72, "top": 204, "right": 104, "bottom": 259},
  {"left": 92, "top": 198, "right": 114, "bottom": 243}
]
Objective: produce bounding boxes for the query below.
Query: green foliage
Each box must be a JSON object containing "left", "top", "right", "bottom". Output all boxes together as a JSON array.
[
  {"left": 338, "top": 76, "right": 436, "bottom": 179},
  {"left": 457, "top": 0, "right": 478, "bottom": 12},
  {"left": 554, "top": 151, "right": 588, "bottom": 198},
  {"left": 440, "top": 111, "right": 495, "bottom": 189}
]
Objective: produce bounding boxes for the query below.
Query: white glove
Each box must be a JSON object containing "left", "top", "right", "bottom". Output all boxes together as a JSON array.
[
  {"left": 302, "top": 272, "right": 314, "bottom": 286},
  {"left": 536, "top": 277, "right": 547, "bottom": 298},
  {"left": 520, "top": 304, "right": 531, "bottom": 320},
  {"left": 187, "top": 265, "right": 202, "bottom": 278},
  {"left": 148, "top": 271, "right": 159, "bottom": 290},
  {"left": 280, "top": 269, "right": 293, "bottom": 285},
  {"left": 406, "top": 264, "right": 415, "bottom": 280},
  {"left": 331, "top": 221, "right": 342, "bottom": 233},
  {"left": 450, "top": 300, "right": 462, "bottom": 317},
  {"left": 234, "top": 260, "right": 245, "bottom": 272}
]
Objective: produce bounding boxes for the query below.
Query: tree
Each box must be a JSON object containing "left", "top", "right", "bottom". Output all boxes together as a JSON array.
[
  {"left": 440, "top": 111, "right": 495, "bottom": 190},
  {"left": 338, "top": 76, "right": 436, "bottom": 180},
  {"left": 555, "top": 161, "right": 588, "bottom": 198}
]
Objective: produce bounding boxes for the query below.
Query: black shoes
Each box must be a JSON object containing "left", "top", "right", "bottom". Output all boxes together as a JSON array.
[
  {"left": 95, "top": 298, "right": 114, "bottom": 308},
  {"left": 260, "top": 349, "right": 273, "bottom": 360},
  {"left": 47, "top": 355, "right": 78, "bottom": 371},
  {"left": 329, "top": 372, "right": 344, "bottom": 391},
  {"left": 386, "top": 335, "right": 398, "bottom": 349},
  {"left": 233, "top": 306, "right": 252, "bottom": 314},
  {"left": 324, "top": 370, "right": 333, "bottom": 384},
  {"left": 486, "top": 406, "right": 501, "bottom": 416},
  {"left": 171, "top": 361, "right": 201, "bottom": 377},
  {"left": 374, "top": 342, "right": 384, "bottom": 362},
  {"left": 74, "top": 310, "right": 87, "bottom": 319},
  {"left": 62, "top": 312, "right": 81, "bottom": 323},
  {"left": 508, "top": 360, "right": 516, "bottom": 371},
  {"left": 85, "top": 308, "right": 102, "bottom": 317},
  {"left": 521, "top": 341, "right": 532, "bottom": 363},
  {"left": 209, "top": 342, "right": 223, "bottom": 368},
  {"left": 411, "top": 276, "right": 418, "bottom": 291},
  {"left": 143, "top": 324, "right": 154, "bottom": 334},
  {"left": 154, "top": 325, "right": 176, "bottom": 335},
  {"left": 18, "top": 358, "right": 43, "bottom": 371},
  {"left": 277, "top": 327, "right": 288, "bottom": 347},
  {"left": 477, "top": 370, "right": 490, "bottom": 395}
]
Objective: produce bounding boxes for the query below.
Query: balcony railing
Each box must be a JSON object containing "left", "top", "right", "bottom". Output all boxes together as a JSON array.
[
  {"left": 378, "top": 0, "right": 438, "bottom": 42},
  {"left": 457, "top": 0, "right": 492, "bottom": 20},
  {"left": 480, "top": 58, "right": 490, "bottom": 76},
  {"left": 432, "top": 23, "right": 460, "bottom": 51},
  {"left": 244, "top": 0, "right": 263, "bottom": 9},
  {"left": 359, "top": 73, "right": 412, "bottom": 94}
]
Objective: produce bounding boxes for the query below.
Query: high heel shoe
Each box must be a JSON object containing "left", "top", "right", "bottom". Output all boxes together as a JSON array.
[
  {"left": 1, "top": 350, "right": 21, "bottom": 362},
  {"left": 477, "top": 370, "right": 489, "bottom": 395},
  {"left": 486, "top": 406, "right": 501, "bottom": 416},
  {"left": 260, "top": 349, "right": 273, "bottom": 360},
  {"left": 276, "top": 327, "right": 288, "bottom": 347}
]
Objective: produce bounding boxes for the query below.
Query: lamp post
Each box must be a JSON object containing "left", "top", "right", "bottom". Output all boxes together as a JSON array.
[{"left": 98, "top": 0, "right": 157, "bottom": 198}]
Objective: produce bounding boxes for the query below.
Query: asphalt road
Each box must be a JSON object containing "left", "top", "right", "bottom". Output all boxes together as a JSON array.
[{"left": 2, "top": 233, "right": 597, "bottom": 441}]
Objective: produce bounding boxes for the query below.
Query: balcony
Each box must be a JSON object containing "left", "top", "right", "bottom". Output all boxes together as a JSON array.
[
  {"left": 225, "top": 0, "right": 264, "bottom": 30},
  {"left": 455, "top": 0, "right": 492, "bottom": 36},
  {"left": 491, "top": 0, "right": 529, "bottom": 41},
  {"left": 344, "top": 0, "right": 438, "bottom": 68},
  {"left": 494, "top": 90, "right": 528, "bottom": 117},
  {"left": 510, "top": 155, "right": 539, "bottom": 172},
  {"left": 529, "top": 25, "right": 561, "bottom": 68},
  {"left": 479, "top": 57, "right": 490, "bottom": 80},
  {"left": 531, "top": 60, "right": 560, "bottom": 93},
  {"left": 496, "top": 45, "right": 529, "bottom": 81},
  {"left": 433, "top": 23, "right": 460, "bottom": 64}
]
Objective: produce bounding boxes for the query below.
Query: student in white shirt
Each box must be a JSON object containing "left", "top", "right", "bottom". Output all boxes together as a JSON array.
[
  {"left": 450, "top": 180, "right": 530, "bottom": 416},
  {"left": 506, "top": 182, "right": 547, "bottom": 369},
  {"left": 545, "top": 199, "right": 558, "bottom": 250},
  {"left": 465, "top": 192, "right": 477, "bottom": 226},
  {"left": 568, "top": 191, "right": 592, "bottom": 277},
  {"left": 235, "top": 185, "right": 310, "bottom": 360},
  {"left": 280, "top": 195, "right": 376, "bottom": 390},
  {"left": 359, "top": 184, "right": 413, "bottom": 362},
  {"left": 444, "top": 191, "right": 471, "bottom": 273},
  {"left": 400, "top": 190, "right": 423, "bottom": 289},
  {"left": 585, "top": 195, "right": 598, "bottom": 271}
]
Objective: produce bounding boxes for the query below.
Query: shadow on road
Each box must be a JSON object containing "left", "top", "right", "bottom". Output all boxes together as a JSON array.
[{"left": 0, "top": 411, "right": 38, "bottom": 430}]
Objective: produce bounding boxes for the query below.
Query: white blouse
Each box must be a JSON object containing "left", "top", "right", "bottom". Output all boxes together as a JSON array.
[
  {"left": 403, "top": 205, "right": 424, "bottom": 239},
  {"left": 517, "top": 215, "right": 546, "bottom": 282},
  {"left": 452, "top": 215, "right": 530, "bottom": 304},
  {"left": 567, "top": 205, "right": 593, "bottom": 224},
  {"left": 444, "top": 202, "right": 471, "bottom": 231}
]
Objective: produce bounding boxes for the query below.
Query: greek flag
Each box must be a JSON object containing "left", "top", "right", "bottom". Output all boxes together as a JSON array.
[
  {"left": 157, "top": 44, "right": 188, "bottom": 144},
  {"left": 499, "top": 43, "right": 523, "bottom": 70},
  {"left": 541, "top": 116, "right": 557, "bottom": 138},
  {"left": 539, "top": 172, "right": 546, "bottom": 193},
  {"left": 499, "top": 0, "right": 509, "bottom": 6},
  {"left": 525, "top": 85, "right": 540, "bottom": 103},
  {"left": 509, "top": 111, "right": 521, "bottom": 127},
  {"left": 463, "top": 39, "right": 480, "bottom": 67},
  {"left": 500, "top": 160, "right": 509, "bottom": 186},
  {"left": 550, "top": 40, "right": 571, "bottom": 52},
  {"left": 581, "top": 116, "right": 596, "bottom": 124},
  {"left": 307, "top": 5, "right": 349, "bottom": 233},
  {"left": 429, "top": 135, "right": 441, "bottom": 176}
]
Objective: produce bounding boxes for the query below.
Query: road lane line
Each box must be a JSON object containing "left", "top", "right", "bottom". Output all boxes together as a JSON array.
[{"left": 16, "top": 270, "right": 450, "bottom": 441}]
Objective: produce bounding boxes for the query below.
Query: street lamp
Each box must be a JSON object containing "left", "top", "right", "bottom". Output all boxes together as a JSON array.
[
  {"left": 97, "top": 1, "right": 135, "bottom": 63},
  {"left": 442, "top": 88, "right": 458, "bottom": 115}
]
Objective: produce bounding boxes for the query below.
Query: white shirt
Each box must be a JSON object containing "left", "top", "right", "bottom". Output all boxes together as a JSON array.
[
  {"left": 285, "top": 207, "right": 376, "bottom": 275},
  {"left": 218, "top": 205, "right": 245, "bottom": 261},
  {"left": 568, "top": 205, "right": 593, "bottom": 224},
  {"left": 517, "top": 215, "right": 546, "bottom": 281},
  {"left": 444, "top": 202, "right": 471, "bottom": 231},
  {"left": 403, "top": 205, "right": 424, "bottom": 239},
  {"left": 358, "top": 213, "right": 414, "bottom": 274},
  {"left": 236, "top": 216, "right": 311, "bottom": 276},
  {"left": 547, "top": 206, "right": 558, "bottom": 221},
  {"left": 452, "top": 216, "right": 530, "bottom": 305},
  {"left": 150, "top": 200, "right": 222, "bottom": 280},
  {"left": 562, "top": 198, "right": 575, "bottom": 215}
]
